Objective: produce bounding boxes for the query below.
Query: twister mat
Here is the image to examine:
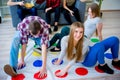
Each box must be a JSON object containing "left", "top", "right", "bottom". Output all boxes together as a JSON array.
[{"left": 7, "top": 38, "right": 120, "bottom": 80}]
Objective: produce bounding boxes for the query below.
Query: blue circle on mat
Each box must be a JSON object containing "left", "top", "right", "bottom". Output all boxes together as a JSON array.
[
  {"left": 33, "top": 60, "right": 42, "bottom": 67},
  {"left": 104, "top": 53, "right": 113, "bottom": 59},
  {"left": 52, "top": 58, "right": 63, "bottom": 65}
]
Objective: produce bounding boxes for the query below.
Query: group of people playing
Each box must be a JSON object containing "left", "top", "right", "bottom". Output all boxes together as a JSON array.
[{"left": 4, "top": 1, "right": 120, "bottom": 79}]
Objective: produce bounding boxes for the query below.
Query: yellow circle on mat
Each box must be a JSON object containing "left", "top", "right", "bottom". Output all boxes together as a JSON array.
[
  {"left": 18, "top": 53, "right": 26, "bottom": 58},
  {"left": 32, "top": 51, "right": 41, "bottom": 57},
  {"left": 50, "top": 52, "right": 59, "bottom": 55}
]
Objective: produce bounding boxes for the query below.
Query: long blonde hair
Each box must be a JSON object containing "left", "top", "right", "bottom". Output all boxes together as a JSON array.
[{"left": 67, "top": 22, "right": 84, "bottom": 62}]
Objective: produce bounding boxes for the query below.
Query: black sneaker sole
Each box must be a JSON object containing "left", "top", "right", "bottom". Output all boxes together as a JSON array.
[{"left": 4, "top": 64, "right": 17, "bottom": 77}]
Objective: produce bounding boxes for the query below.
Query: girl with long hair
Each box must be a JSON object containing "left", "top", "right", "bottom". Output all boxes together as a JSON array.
[{"left": 54, "top": 22, "right": 120, "bottom": 76}]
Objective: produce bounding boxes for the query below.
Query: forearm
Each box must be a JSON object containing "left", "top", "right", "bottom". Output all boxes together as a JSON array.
[
  {"left": 7, "top": 1, "right": 20, "bottom": 6},
  {"left": 21, "top": 44, "right": 27, "bottom": 62},
  {"left": 63, "top": 4, "right": 71, "bottom": 12},
  {"left": 63, "top": 64, "right": 71, "bottom": 73},
  {"left": 63, "top": 0, "right": 71, "bottom": 12},
  {"left": 41, "top": 44, "right": 47, "bottom": 69},
  {"left": 98, "top": 34, "right": 102, "bottom": 41},
  {"left": 7, "top": 0, "right": 24, "bottom": 6},
  {"left": 97, "top": 23, "right": 103, "bottom": 41}
]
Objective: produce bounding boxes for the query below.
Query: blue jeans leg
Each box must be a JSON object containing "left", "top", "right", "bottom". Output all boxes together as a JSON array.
[
  {"left": 82, "top": 43, "right": 105, "bottom": 67},
  {"left": 82, "top": 36, "right": 119, "bottom": 67},
  {"left": 10, "top": 31, "right": 21, "bottom": 69},
  {"left": 29, "top": 7, "right": 37, "bottom": 16},
  {"left": 31, "top": 37, "right": 41, "bottom": 47}
]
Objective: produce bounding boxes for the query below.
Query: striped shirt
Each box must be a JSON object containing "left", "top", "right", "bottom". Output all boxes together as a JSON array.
[{"left": 17, "top": 16, "right": 49, "bottom": 47}]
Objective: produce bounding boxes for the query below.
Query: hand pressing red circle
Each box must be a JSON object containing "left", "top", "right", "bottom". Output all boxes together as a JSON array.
[
  {"left": 34, "top": 71, "right": 47, "bottom": 79},
  {"left": 55, "top": 70, "right": 68, "bottom": 78}
]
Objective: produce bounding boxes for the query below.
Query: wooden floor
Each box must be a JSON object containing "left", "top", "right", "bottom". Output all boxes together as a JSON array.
[{"left": 0, "top": 11, "right": 120, "bottom": 80}]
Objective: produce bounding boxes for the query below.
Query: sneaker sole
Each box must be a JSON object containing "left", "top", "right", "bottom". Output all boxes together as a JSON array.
[
  {"left": 33, "top": 46, "right": 55, "bottom": 53},
  {"left": 33, "top": 48, "right": 42, "bottom": 54},
  {"left": 4, "top": 64, "right": 17, "bottom": 77}
]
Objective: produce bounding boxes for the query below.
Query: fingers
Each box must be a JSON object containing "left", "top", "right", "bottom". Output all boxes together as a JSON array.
[
  {"left": 38, "top": 71, "right": 47, "bottom": 78},
  {"left": 17, "top": 63, "right": 25, "bottom": 70},
  {"left": 56, "top": 71, "right": 63, "bottom": 77},
  {"left": 53, "top": 60, "right": 60, "bottom": 65}
]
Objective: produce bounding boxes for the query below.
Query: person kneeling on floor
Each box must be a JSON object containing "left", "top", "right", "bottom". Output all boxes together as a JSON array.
[{"left": 4, "top": 16, "right": 49, "bottom": 78}]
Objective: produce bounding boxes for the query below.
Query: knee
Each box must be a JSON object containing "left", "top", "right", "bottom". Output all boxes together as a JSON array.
[
  {"left": 61, "top": 26, "right": 70, "bottom": 33},
  {"left": 111, "top": 36, "right": 119, "bottom": 43},
  {"left": 17, "top": 9, "right": 22, "bottom": 14},
  {"left": 54, "top": 33, "right": 60, "bottom": 37},
  {"left": 31, "top": 8, "right": 36, "bottom": 12}
]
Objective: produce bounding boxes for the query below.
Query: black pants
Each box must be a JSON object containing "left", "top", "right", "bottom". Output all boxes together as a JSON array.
[
  {"left": 62, "top": 7, "right": 81, "bottom": 24},
  {"left": 45, "top": 7, "right": 60, "bottom": 24},
  {"left": 0, "top": 16, "right": 1, "bottom": 23},
  {"left": 49, "top": 26, "right": 70, "bottom": 49}
]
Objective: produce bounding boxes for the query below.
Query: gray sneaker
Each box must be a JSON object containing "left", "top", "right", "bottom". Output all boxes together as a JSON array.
[{"left": 4, "top": 64, "right": 17, "bottom": 77}]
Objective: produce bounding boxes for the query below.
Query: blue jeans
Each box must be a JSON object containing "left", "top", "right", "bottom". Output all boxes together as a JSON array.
[
  {"left": 82, "top": 36, "right": 119, "bottom": 67},
  {"left": 17, "top": 7, "right": 37, "bottom": 20},
  {"left": 10, "top": 31, "right": 41, "bottom": 69}
]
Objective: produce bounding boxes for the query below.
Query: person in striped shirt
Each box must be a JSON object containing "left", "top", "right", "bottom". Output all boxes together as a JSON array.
[{"left": 4, "top": 16, "right": 49, "bottom": 78}]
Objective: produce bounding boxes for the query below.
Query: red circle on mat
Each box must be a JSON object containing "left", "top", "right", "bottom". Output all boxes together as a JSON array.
[
  {"left": 75, "top": 67, "right": 88, "bottom": 76},
  {"left": 34, "top": 71, "right": 47, "bottom": 79},
  {"left": 55, "top": 70, "right": 68, "bottom": 78},
  {"left": 95, "top": 66, "right": 104, "bottom": 73},
  {"left": 12, "top": 74, "right": 25, "bottom": 80}
]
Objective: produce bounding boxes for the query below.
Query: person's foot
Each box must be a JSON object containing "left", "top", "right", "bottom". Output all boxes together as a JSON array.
[
  {"left": 48, "top": 28, "right": 52, "bottom": 34},
  {"left": 33, "top": 47, "right": 42, "bottom": 53},
  {"left": 98, "top": 64, "right": 114, "bottom": 74},
  {"left": 4, "top": 64, "right": 17, "bottom": 77},
  {"left": 112, "top": 60, "right": 120, "bottom": 68},
  {"left": 50, "top": 47, "right": 61, "bottom": 52},
  {"left": 53, "top": 26, "right": 58, "bottom": 32}
]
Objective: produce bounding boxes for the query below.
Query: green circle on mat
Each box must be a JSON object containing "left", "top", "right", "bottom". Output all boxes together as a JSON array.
[
  {"left": 34, "top": 45, "right": 37, "bottom": 48},
  {"left": 91, "top": 38, "right": 99, "bottom": 43},
  {"left": 53, "top": 43, "right": 57, "bottom": 46}
]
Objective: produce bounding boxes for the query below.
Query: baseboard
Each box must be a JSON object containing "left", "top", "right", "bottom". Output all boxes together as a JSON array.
[{"left": 101, "top": 10, "right": 120, "bottom": 12}]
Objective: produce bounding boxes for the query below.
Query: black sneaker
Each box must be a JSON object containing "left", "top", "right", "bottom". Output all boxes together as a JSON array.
[
  {"left": 53, "top": 26, "right": 58, "bottom": 32},
  {"left": 98, "top": 64, "right": 114, "bottom": 74},
  {"left": 50, "top": 47, "right": 61, "bottom": 52},
  {"left": 112, "top": 60, "right": 120, "bottom": 68},
  {"left": 33, "top": 47, "right": 42, "bottom": 53},
  {"left": 4, "top": 64, "right": 17, "bottom": 77},
  {"left": 49, "top": 28, "right": 52, "bottom": 34}
]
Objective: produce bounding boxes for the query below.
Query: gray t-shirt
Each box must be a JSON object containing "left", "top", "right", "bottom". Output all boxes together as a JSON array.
[
  {"left": 84, "top": 15, "right": 102, "bottom": 39},
  {"left": 58, "top": 36, "right": 90, "bottom": 66}
]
